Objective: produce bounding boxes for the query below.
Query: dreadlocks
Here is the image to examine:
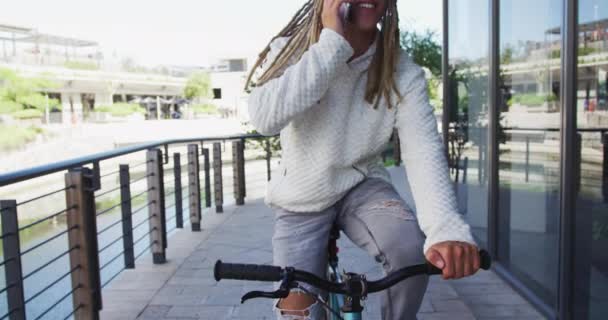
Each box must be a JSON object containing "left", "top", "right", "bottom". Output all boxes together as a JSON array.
[{"left": 245, "top": 0, "right": 403, "bottom": 109}]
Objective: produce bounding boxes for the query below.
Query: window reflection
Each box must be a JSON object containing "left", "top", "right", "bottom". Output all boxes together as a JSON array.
[
  {"left": 498, "top": 0, "right": 562, "bottom": 307},
  {"left": 448, "top": 0, "right": 490, "bottom": 247},
  {"left": 576, "top": 0, "right": 608, "bottom": 318}
]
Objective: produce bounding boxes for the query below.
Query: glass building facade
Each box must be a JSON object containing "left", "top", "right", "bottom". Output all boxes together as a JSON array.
[{"left": 443, "top": 0, "right": 607, "bottom": 318}]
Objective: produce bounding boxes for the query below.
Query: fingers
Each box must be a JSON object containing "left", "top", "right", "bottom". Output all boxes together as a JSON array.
[
  {"left": 322, "top": 0, "right": 347, "bottom": 35},
  {"left": 472, "top": 245, "right": 481, "bottom": 272},
  {"left": 453, "top": 245, "right": 464, "bottom": 279},
  {"left": 324, "top": 0, "right": 354, "bottom": 13},
  {"left": 426, "top": 241, "right": 481, "bottom": 280},
  {"left": 425, "top": 248, "right": 445, "bottom": 269},
  {"left": 441, "top": 246, "right": 454, "bottom": 279}
]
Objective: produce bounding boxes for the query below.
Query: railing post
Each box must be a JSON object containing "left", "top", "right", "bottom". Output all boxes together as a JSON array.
[
  {"left": 65, "top": 167, "right": 102, "bottom": 320},
  {"left": 603, "top": 132, "right": 608, "bottom": 203},
  {"left": 575, "top": 133, "right": 582, "bottom": 194},
  {"left": 265, "top": 139, "right": 272, "bottom": 181},
  {"left": 525, "top": 136, "right": 530, "bottom": 182},
  {"left": 462, "top": 157, "right": 468, "bottom": 184},
  {"left": 232, "top": 140, "right": 245, "bottom": 205},
  {"left": 0, "top": 200, "right": 26, "bottom": 320},
  {"left": 478, "top": 128, "right": 485, "bottom": 184},
  {"left": 119, "top": 165, "right": 135, "bottom": 269},
  {"left": 213, "top": 142, "right": 224, "bottom": 213},
  {"left": 188, "top": 144, "right": 202, "bottom": 231},
  {"left": 146, "top": 149, "right": 166, "bottom": 264},
  {"left": 202, "top": 148, "right": 211, "bottom": 208},
  {"left": 241, "top": 138, "right": 247, "bottom": 199},
  {"left": 92, "top": 161, "right": 101, "bottom": 191},
  {"left": 392, "top": 129, "right": 401, "bottom": 166},
  {"left": 163, "top": 144, "right": 169, "bottom": 164},
  {"left": 173, "top": 153, "right": 183, "bottom": 229}
]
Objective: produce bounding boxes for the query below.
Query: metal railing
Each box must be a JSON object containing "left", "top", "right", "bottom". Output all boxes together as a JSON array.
[
  {"left": 448, "top": 125, "right": 608, "bottom": 200},
  {"left": 0, "top": 132, "right": 403, "bottom": 319},
  {"left": 0, "top": 134, "right": 266, "bottom": 319}
]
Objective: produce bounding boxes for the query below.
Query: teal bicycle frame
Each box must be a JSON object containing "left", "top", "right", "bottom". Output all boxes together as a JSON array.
[
  {"left": 327, "top": 264, "right": 363, "bottom": 320},
  {"left": 325, "top": 224, "right": 364, "bottom": 320}
]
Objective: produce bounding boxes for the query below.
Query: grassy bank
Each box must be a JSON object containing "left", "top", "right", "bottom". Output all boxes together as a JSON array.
[{"left": 0, "top": 124, "right": 44, "bottom": 151}]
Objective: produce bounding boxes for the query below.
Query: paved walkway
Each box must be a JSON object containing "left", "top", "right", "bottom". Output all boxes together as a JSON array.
[{"left": 101, "top": 169, "right": 545, "bottom": 320}]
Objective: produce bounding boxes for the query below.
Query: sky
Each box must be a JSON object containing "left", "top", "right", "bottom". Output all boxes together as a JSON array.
[{"left": 0, "top": 0, "right": 442, "bottom": 67}]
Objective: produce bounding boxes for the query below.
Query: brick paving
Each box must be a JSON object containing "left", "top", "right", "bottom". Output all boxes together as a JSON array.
[{"left": 100, "top": 168, "right": 545, "bottom": 320}]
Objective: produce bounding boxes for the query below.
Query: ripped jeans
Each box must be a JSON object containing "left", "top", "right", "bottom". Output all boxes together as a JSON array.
[{"left": 272, "top": 177, "right": 429, "bottom": 320}]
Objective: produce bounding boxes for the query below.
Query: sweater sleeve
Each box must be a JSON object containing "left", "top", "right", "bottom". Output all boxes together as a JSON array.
[
  {"left": 394, "top": 59, "right": 477, "bottom": 254},
  {"left": 247, "top": 28, "right": 354, "bottom": 135}
]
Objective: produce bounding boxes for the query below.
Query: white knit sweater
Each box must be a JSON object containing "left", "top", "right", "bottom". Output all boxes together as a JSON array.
[{"left": 248, "top": 28, "right": 475, "bottom": 252}]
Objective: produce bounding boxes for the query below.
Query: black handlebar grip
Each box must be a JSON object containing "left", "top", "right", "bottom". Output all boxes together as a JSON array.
[
  {"left": 214, "top": 260, "right": 283, "bottom": 282},
  {"left": 479, "top": 249, "right": 492, "bottom": 270},
  {"left": 426, "top": 249, "right": 492, "bottom": 275}
]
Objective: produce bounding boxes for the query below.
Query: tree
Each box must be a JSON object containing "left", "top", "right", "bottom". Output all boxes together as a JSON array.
[
  {"left": 400, "top": 29, "right": 442, "bottom": 77},
  {"left": 184, "top": 72, "right": 212, "bottom": 100},
  {"left": 0, "top": 68, "right": 60, "bottom": 116}
]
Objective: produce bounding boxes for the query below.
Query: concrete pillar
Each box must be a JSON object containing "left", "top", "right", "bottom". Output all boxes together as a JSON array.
[
  {"left": 94, "top": 92, "right": 113, "bottom": 107},
  {"left": 156, "top": 96, "right": 161, "bottom": 120},
  {"left": 61, "top": 93, "right": 83, "bottom": 124}
]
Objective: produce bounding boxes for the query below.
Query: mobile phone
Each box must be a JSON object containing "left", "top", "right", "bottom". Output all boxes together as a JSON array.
[{"left": 339, "top": 2, "right": 353, "bottom": 24}]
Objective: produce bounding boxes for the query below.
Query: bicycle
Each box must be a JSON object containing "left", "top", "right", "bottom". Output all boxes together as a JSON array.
[{"left": 214, "top": 225, "right": 492, "bottom": 320}]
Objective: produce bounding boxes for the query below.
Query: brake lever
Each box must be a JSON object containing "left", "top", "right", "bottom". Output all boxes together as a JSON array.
[
  {"left": 241, "top": 289, "right": 289, "bottom": 303},
  {"left": 241, "top": 269, "right": 296, "bottom": 304}
]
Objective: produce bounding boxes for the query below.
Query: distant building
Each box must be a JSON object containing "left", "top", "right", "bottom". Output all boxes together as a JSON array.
[
  {"left": 0, "top": 23, "right": 101, "bottom": 68},
  {"left": 0, "top": 23, "right": 189, "bottom": 122},
  {"left": 0, "top": 22, "right": 254, "bottom": 123},
  {"left": 205, "top": 58, "right": 249, "bottom": 120}
]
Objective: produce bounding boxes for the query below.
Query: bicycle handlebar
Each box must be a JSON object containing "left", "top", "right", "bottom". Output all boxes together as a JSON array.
[
  {"left": 213, "top": 262, "right": 283, "bottom": 282},
  {"left": 215, "top": 250, "right": 492, "bottom": 295}
]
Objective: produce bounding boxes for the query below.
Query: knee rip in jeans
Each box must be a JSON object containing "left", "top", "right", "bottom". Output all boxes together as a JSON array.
[
  {"left": 274, "top": 289, "right": 323, "bottom": 320},
  {"left": 364, "top": 200, "right": 416, "bottom": 221}
]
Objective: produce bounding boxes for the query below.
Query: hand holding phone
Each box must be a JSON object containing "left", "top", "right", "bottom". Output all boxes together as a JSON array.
[
  {"left": 322, "top": 0, "right": 353, "bottom": 36},
  {"left": 339, "top": 2, "right": 353, "bottom": 25}
]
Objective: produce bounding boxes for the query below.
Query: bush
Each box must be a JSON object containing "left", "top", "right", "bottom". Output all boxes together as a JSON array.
[
  {"left": 551, "top": 47, "right": 597, "bottom": 59},
  {"left": 16, "top": 93, "right": 60, "bottom": 111},
  {"left": 508, "top": 93, "right": 557, "bottom": 107},
  {"left": 64, "top": 61, "right": 99, "bottom": 70},
  {"left": 12, "top": 109, "right": 43, "bottom": 119},
  {"left": 192, "top": 103, "right": 219, "bottom": 114},
  {"left": 95, "top": 103, "right": 145, "bottom": 117},
  {"left": 184, "top": 72, "right": 212, "bottom": 100},
  {"left": 0, "top": 124, "right": 43, "bottom": 150},
  {"left": 0, "top": 100, "right": 22, "bottom": 114}
]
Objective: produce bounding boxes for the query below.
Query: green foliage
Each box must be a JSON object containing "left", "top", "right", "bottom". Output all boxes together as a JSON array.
[
  {"left": 245, "top": 128, "right": 281, "bottom": 155},
  {"left": 501, "top": 45, "right": 515, "bottom": 64},
  {"left": 550, "top": 47, "right": 597, "bottom": 59},
  {"left": 95, "top": 103, "right": 145, "bottom": 117},
  {"left": 64, "top": 60, "right": 99, "bottom": 70},
  {"left": 508, "top": 93, "right": 558, "bottom": 107},
  {"left": 184, "top": 72, "right": 212, "bottom": 100},
  {"left": 400, "top": 29, "right": 442, "bottom": 77},
  {"left": 427, "top": 76, "right": 441, "bottom": 109},
  {"left": 12, "top": 109, "right": 44, "bottom": 119},
  {"left": 191, "top": 103, "right": 219, "bottom": 114},
  {"left": 0, "top": 100, "right": 22, "bottom": 114},
  {"left": 16, "top": 94, "right": 60, "bottom": 111},
  {"left": 0, "top": 67, "right": 60, "bottom": 117},
  {"left": 0, "top": 124, "right": 43, "bottom": 150},
  {"left": 383, "top": 158, "right": 396, "bottom": 167},
  {"left": 96, "top": 192, "right": 146, "bottom": 212}
]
